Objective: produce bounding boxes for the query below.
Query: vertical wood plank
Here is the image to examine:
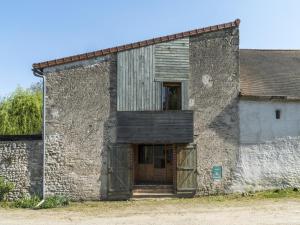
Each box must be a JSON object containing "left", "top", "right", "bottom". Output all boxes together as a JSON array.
[{"left": 117, "top": 39, "right": 189, "bottom": 111}]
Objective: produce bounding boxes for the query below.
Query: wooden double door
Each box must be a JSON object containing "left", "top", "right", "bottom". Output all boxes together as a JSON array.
[
  {"left": 107, "top": 143, "right": 197, "bottom": 199},
  {"left": 134, "top": 144, "right": 174, "bottom": 185}
]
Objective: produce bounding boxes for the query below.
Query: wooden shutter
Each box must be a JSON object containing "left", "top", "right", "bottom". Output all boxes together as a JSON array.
[
  {"left": 176, "top": 144, "right": 197, "bottom": 196},
  {"left": 107, "top": 144, "right": 132, "bottom": 200}
]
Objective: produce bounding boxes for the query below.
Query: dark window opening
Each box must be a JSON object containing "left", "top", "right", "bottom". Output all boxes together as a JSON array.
[
  {"left": 138, "top": 144, "right": 172, "bottom": 167},
  {"left": 166, "top": 145, "right": 173, "bottom": 164},
  {"left": 138, "top": 145, "right": 153, "bottom": 164},
  {"left": 162, "top": 82, "right": 182, "bottom": 110},
  {"left": 275, "top": 110, "right": 281, "bottom": 119},
  {"left": 153, "top": 145, "right": 165, "bottom": 168}
]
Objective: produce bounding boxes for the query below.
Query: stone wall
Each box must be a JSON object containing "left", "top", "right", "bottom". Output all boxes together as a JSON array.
[
  {"left": 0, "top": 136, "right": 43, "bottom": 200},
  {"left": 231, "top": 100, "right": 300, "bottom": 192},
  {"left": 44, "top": 55, "right": 117, "bottom": 200},
  {"left": 189, "top": 27, "right": 240, "bottom": 195},
  {"left": 42, "top": 27, "right": 240, "bottom": 199}
]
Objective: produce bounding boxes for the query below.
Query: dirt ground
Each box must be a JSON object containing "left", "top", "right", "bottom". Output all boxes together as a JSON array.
[{"left": 0, "top": 198, "right": 300, "bottom": 225}]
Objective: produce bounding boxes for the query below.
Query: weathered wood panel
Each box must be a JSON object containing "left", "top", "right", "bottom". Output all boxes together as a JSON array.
[
  {"left": 176, "top": 144, "right": 197, "bottom": 196},
  {"left": 154, "top": 38, "right": 190, "bottom": 81},
  {"left": 116, "top": 111, "right": 193, "bottom": 143},
  {"left": 108, "top": 144, "right": 132, "bottom": 200},
  {"left": 117, "top": 38, "right": 190, "bottom": 111},
  {"left": 117, "top": 45, "right": 161, "bottom": 111}
]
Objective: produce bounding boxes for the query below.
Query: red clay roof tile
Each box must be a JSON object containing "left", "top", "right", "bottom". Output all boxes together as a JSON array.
[{"left": 33, "top": 19, "right": 240, "bottom": 70}]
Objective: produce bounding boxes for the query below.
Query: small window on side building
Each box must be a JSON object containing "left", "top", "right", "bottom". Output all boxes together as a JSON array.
[{"left": 275, "top": 110, "right": 281, "bottom": 119}]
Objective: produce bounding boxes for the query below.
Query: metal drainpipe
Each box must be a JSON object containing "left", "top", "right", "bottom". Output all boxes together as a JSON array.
[{"left": 32, "top": 68, "right": 46, "bottom": 204}]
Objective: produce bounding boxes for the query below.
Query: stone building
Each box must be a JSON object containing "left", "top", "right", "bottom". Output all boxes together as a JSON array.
[
  {"left": 1, "top": 19, "right": 300, "bottom": 200},
  {"left": 232, "top": 49, "right": 300, "bottom": 192}
]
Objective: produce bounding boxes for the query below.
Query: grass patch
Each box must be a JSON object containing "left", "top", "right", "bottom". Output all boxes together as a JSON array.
[
  {"left": 40, "top": 196, "right": 69, "bottom": 209},
  {"left": 8, "top": 195, "right": 70, "bottom": 209},
  {"left": 13, "top": 195, "right": 40, "bottom": 209},
  {"left": 254, "top": 188, "right": 300, "bottom": 199},
  {"left": 64, "top": 188, "right": 300, "bottom": 213},
  {"left": 0, "top": 176, "right": 14, "bottom": 201},
  {"left": 59, "top": 188, "right": 299, "bottom": 214},
  {"left": 0, "top": 188, "right": 299, "bottom": 211},
  {"left": 0, "top": 200, "right": 11, "bottom": 208}
]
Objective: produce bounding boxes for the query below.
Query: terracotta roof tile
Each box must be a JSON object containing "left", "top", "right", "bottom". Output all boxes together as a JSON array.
[
  {"left": 33, "top": 19, "right": 240, "bottom": 70},
  {"left": 240, "top": 49, "right": 300, "bottom": 97}
]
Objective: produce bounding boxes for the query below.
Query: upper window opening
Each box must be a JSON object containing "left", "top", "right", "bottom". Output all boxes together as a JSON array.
[
  {"left": 275, "top": 110, "right": 281, "bottom": 119},
  {"left": 162, "top": 82, "right": 182, "bottom": 110}
]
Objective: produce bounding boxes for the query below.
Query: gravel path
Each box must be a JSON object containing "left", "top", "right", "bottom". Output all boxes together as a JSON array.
[{"left": 0, "top": 199, "right": 299, "bottom": 225}]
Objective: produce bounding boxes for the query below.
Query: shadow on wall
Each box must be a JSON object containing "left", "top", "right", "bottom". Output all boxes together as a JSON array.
[
  {"left": 28, "top": 141, "right": 43, "bottom": 197},
  {"left": 101, "top": 56, "right": 117, "bottom": 199},
  {"left": 207, "top": 97, "right": 239, "bottom": 146},
  {"left": 194, "top": 97, "right": 240, "bottom": 195}
]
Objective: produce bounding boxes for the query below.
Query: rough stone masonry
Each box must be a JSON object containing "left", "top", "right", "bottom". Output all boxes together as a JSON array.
[
  {"left": 0, "top": 136, "right": 42, "bottom": 200},
  {"left": 43, "top": 55, "right": 117, "bottom": 200},
  {"left": 189, "top": 28, "right": 240, "bottom": 195}
]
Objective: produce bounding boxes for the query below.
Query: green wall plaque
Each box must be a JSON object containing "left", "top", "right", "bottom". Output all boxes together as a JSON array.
[{"left": 212, "top": 166, "right": 222, "bottom": 180}]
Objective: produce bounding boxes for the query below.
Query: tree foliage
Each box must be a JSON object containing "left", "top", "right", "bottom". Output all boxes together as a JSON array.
[{"left": 0, "top": 83, "right": 42, "bottom": 135}]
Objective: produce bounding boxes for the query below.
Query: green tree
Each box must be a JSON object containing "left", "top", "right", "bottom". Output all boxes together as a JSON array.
[{"left": 0, "top": 84, "right": 42, "bottom": 135}]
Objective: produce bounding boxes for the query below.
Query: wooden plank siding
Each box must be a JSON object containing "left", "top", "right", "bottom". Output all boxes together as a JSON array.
[
  {"left": 117, "top": 38, "right": 190, "bottom": 111},
  {"left": 117, "top": 45, "right": 161, "bottom": 111},
  {"left": 116, "top": 111, "right": 193, "bottom": 143},
  {"left": 154, "top": 38, "right": 190, "bottom": 82}
]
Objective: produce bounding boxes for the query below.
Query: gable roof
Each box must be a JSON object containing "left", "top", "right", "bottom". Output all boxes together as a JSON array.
[
  {"left": 240, "top": 49, "right": 300, "bottom": 97},
  {"left": 32, "top": 19, "right": 240, "bottom": 70}
]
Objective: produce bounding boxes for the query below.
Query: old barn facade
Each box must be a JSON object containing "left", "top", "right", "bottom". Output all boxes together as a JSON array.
[
  {"left": 1, "top": 19, "right": 300, "bottom": 200},
  {"left": 33, "top": 19, "right": 240, "bottom": 200}
]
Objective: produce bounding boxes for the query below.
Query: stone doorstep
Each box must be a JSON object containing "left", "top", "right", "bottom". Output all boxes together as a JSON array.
[
  {"left": 131, "top": 193, "right": 177, "bottom": 200},
  {"left": 132, "top": 185, "right": 176, "bottom": 198}
]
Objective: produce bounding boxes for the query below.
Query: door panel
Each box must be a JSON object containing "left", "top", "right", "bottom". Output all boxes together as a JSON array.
[
  {"left": 176, "top": 144, "right": 197, "bottom": 195},
  {"left": 135, "top": 145, "right": 154, "bottom": 184},
  {"left": 134, "top": 144, "right": 173, "bottom": 185},
  {"left": 166, "top": 145, "right": 173, "bottom": 183},
  {"left": 153, "top": 145, "right": 166, "bottom": 183},
  {"left": 108, "top": 144, "right": 131, "bottom": 200}
]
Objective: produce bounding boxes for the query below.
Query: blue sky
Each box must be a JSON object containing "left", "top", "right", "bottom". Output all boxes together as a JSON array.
[{"left": 1, "top": 0, "right": 300, "bottom": 97}]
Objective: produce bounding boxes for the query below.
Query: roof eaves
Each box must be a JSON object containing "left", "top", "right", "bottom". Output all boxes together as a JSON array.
[{"left": 33, "top": 19, "right": 240, "bottom": 70}]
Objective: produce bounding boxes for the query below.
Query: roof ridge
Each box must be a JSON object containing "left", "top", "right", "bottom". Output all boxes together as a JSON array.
[{"left": 33, "top": 19, "right": 240, "bottom": 70}]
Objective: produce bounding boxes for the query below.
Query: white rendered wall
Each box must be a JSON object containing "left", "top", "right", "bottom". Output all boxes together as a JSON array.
[{"left": 231, "top": 100, "right": 300, "bottom": 192}]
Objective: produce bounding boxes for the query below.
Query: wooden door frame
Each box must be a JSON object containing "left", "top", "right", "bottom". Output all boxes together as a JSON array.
[
  {"left": 175, "top": 144, "right": 197, "bottom": 196},
  {"left": 131, "top": 144, "right": 177, "bottom": 188}
]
